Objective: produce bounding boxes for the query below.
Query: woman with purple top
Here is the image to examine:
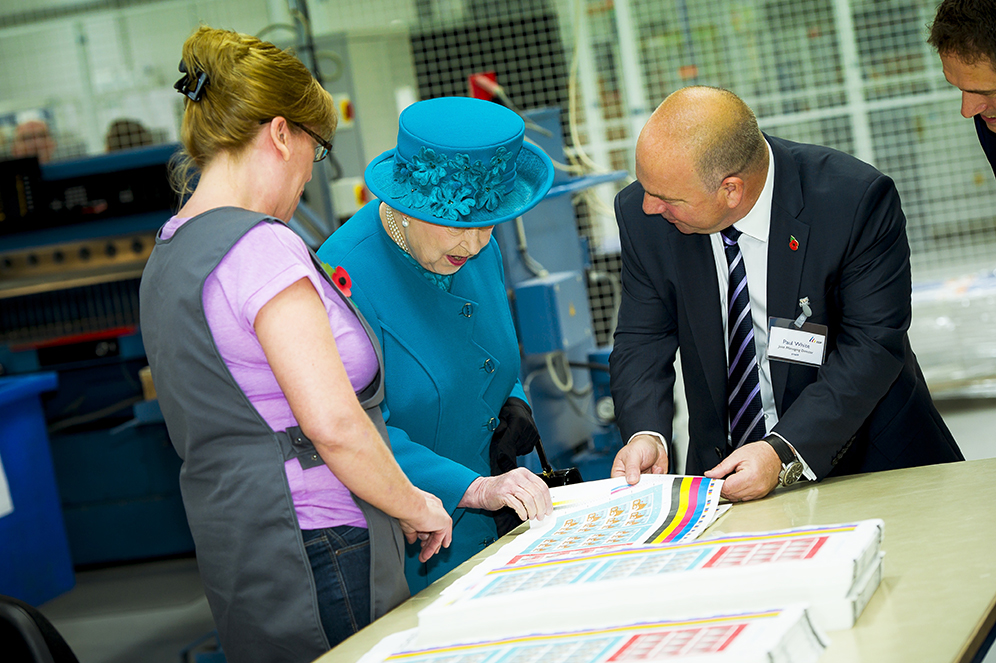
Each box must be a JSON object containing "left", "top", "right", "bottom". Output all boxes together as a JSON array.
[{"left": 139, "top": 27, "right": 450, "bottom": 663}]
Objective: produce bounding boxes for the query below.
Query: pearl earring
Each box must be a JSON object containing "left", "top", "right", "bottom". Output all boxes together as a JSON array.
[{"left": 401, "top": 216, "right": 409, "bottom": 228}]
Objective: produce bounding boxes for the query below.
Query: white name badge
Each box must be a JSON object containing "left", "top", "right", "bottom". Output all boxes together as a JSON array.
[{"left": 768, "top": 317, "right": 827, "bottom": 366}]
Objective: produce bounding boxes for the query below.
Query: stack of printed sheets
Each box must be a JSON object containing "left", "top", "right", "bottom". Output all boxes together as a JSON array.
[
  {"left": 357, "top": 476, "right": 885, "bottom": 663},
  {"left": 417, "top": 519, "right": 884, "bottom": 646},
  {"left": 361, "top": 606, "right": 827, "bottom": 663}
]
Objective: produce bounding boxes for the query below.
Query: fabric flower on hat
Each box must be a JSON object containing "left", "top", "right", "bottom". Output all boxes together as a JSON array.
[
  {"left": 390, "top": 160, "right": 429, "bottom": 209},
  {"left": 430, "top": 179, "right": 476, "bottom": 220},
  {"left": 475, "top": 168, "right": 504, "bottom": 211},
  {"left": 390, "top": 159, "right": 413, "bottom": 193},
  {"left": 451, "top": 153, "right": 487, "bottom": 185},
  {"left": 489, "top": 146, "right": 510, "bottom": 173},
  {"left": 410, "top": 147, "right": 447, "bottom": 187},
  {"left": 397, "top": 183, "right": 429, "bottom": 209}
]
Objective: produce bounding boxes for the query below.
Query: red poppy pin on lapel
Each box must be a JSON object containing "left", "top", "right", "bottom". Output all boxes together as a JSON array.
[
  {"left": 789, "top": 235, "right": 799, "bottom": 251},
  {"left": 321, "top": 261, "right": 353, "bottom": 297},
  {"left": 330, "top": 266, "right": 352, "bottom": 297}
]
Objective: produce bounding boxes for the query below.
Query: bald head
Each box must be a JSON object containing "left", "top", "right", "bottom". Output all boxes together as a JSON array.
[{"left": 637, "top": 86, "right": 766, "bottom": 192}]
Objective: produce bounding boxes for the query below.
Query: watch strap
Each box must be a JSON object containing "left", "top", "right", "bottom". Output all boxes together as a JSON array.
[
  {"left": 765, "top": 435, "right": 804, "bottom": 487},
  {"left": 764, "top": 435, "right": 797, "bottom": 465}
]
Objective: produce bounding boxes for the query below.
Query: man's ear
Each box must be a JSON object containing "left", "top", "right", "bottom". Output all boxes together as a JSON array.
[
  {"left": 720, "top": 176, "right": 745, "bottom": 209},
  {"left": 268, "top": 116, "right": 292, "bottom": 162}
]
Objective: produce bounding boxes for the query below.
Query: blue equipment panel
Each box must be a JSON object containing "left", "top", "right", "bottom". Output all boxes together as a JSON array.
[
  {"left": 514, "top": 272, "right": 592, "bottom": 356},
  {"left": 0, "top": 372, "right": 76, "bottom": 604}
]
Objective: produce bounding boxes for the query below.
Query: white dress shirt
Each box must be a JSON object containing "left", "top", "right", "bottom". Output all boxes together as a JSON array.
[{"left": 708, "top": 139, "right": 815, "bottom": 480}]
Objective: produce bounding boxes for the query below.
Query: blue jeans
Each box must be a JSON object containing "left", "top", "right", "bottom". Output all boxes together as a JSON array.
[{"left": 302, "top": 525, "right": 371, "bottom": 648}]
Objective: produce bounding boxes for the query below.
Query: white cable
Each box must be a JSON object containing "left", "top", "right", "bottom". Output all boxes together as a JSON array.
[
  {"left": 580, "top": 186, "right": 618, "bottom": 218},
  {"left": 523, "top": 358, "right": 603, "bottom": 429},
  {"left": 546, "top": 351, "right": 575, "bottom": 392},
  {"left": 567, "top": 0, "right": 612, "bottom": 176},
  {"left": 563, "top": 385, "right": 605, "bottom": 428},
  {"left": 522, "top": 366, "right": 546, "bottom": 402},
  {"left": 523, "top": 136, "right": 583, "bottom": 174},
  {"left": 515, "top": 216, "right": 549, "bottom": 277}
]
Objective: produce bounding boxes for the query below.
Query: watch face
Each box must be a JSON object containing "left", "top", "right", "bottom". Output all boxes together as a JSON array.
[{"left": 781, "top": 462, "right": 804, "bottom": 486}]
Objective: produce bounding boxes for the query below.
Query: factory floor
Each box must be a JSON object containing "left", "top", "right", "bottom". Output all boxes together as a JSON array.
[
  {"left": 34, "top": 398, "right": 996, "bottom": 663},
  {"left": 39, "top": 556, "right": 214, "bottom": 662}
]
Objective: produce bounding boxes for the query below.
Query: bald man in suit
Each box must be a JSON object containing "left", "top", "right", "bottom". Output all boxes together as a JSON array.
[{"left": 609, "top": 86, "right": 963, "bottom": 502}]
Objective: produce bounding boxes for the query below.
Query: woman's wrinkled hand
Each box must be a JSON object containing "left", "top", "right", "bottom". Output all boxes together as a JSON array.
[{"left": 460, "top": 468, "right": 553, "bottom": 521}]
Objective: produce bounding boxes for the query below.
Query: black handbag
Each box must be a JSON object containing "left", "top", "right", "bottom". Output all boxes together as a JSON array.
[{"left": 534, "top": 435, "right": 583, "bottom": 488}]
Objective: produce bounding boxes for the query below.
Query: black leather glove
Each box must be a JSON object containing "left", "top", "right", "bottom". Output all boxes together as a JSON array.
[
  {"left": 489, "top": 397, "right": 541, "bottom": 536},
  {"left": 489, "top": 397, "right": 540, "bottom": 475}
]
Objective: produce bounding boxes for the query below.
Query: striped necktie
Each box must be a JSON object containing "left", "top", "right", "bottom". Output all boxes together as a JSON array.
[{"left": 720, "top": 226, "right": 766, "bottom": 452}]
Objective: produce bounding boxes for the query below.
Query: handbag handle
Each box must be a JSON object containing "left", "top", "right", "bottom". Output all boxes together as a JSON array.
[{"left": 534, "top": 435, "right": 583, "bottom": 487}]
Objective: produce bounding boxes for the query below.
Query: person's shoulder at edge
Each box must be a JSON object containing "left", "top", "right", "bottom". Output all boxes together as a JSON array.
[
  {"left": 767, "top": 134, "right": 887, "bottom": 187},
  {"left": 316, "top": 201, "right": 382, "bottom": 263},
  {"left": 615, "top": 180, "right": 653, "bottom": 228},
  {"left": 617, "top": 178, "right": 646, "bottom": 209},
  {"left": 260, "top": 216, "right": 309, "bottom": 247},
  {"left": 220, "top": 220, "right": 324, "bottom": 288},
  {"left": 477, "top": 233, "right": 503, "bottom": 277},
  {"left": 223, "top": 218, "right": 306, "bottom": 263}
]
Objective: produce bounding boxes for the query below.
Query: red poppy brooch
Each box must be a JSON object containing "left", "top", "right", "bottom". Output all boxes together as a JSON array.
[{"left": 321, "top": 262, "right": 352, "bottom": 297}]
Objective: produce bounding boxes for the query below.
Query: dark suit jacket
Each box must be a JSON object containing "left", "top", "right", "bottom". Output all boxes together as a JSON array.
[
  {"left": 609, "top": 135, "right": 963, "bottom": 478},
  {"left": 974, "top": 115, "right": 996, "bottom": 180}
]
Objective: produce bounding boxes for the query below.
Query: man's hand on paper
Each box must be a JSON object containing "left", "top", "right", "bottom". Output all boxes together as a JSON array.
[
  {"left": 704, "top": 441, "right": 780, "bottom": 502},
  {"left": 610, "top": 434, "right": 669, "bottom": 485},
  {"left": 460, "top": 468, "right": 553, "bottom": 522}
]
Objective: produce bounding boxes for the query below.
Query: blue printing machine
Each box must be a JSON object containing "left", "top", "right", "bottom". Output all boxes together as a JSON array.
[{"left": 0, "top": 144, "right": 194, "bottom": 566}]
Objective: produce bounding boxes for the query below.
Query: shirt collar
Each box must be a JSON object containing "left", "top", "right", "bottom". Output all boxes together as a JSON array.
[{"left": 730, "top": 138, "right": 775, "bottom": 243}]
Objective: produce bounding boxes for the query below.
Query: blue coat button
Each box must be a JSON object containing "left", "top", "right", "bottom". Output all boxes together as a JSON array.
[
  {"left": 483, "top": 358, "right": 495, "bottom": 373},
  {"left": 461, "top": 303, "right": 473, "bottom": 317},
  {"left": 487, "top": 417, "right": 497, "bottom": 431}
]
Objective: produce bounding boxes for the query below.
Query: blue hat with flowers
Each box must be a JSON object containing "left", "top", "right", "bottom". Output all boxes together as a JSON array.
[{"left": 364, "top": 97, "right": 554, "bottom": 228}]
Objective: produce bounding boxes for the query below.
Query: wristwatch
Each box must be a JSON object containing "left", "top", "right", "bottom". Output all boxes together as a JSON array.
[{"left": 764, "top": 435, "right": 804, "bottom": 487}]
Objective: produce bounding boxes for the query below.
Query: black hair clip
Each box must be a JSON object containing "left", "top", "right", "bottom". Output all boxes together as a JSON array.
[{"left": 174, "top": 60, "right": 209, "bottom": 102}]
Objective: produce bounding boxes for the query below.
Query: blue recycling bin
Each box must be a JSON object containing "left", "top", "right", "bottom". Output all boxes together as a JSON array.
[{"left": 0, "top": 372, "right": 75, "bottom": 605}]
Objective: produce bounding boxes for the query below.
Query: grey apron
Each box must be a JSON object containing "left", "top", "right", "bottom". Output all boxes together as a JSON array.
[{"left": 139, "top": 207, "right": 408, "bottom": 663}]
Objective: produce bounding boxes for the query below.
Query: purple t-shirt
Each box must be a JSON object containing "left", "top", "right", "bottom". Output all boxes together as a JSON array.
[{"left": 161, "top": 215, "right": 376, "bottom": 529}]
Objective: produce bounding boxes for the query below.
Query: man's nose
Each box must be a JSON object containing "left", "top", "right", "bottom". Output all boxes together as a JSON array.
[
  {"left": 643, "top": 193, "right": 666, "bottom": 216},
  {"left": 962, "top": 92, "right": 988, "bottom": 119}
]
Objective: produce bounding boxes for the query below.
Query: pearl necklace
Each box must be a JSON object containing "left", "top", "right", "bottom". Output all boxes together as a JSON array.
[{"left": 384, "top": 206, "right": 412, "bottom": 255}]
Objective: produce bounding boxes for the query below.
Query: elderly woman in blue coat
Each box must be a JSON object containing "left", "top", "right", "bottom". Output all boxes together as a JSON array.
[{"left": 317, "top": 97, "right": 555, "bottom": 591}]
